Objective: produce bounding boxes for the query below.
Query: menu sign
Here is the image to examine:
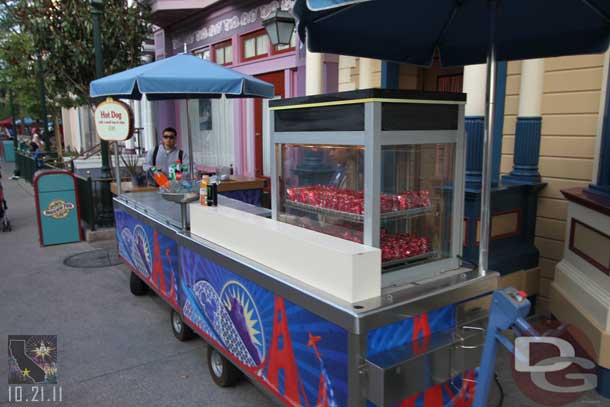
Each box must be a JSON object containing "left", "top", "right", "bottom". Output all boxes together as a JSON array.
[{"left": 94, "top": 98, "right": 133, "bottom": 141}]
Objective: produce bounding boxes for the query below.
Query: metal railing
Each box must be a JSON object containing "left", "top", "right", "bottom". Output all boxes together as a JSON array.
[{"left": 74, "top": 174, "right": 97, "bottom": 231}]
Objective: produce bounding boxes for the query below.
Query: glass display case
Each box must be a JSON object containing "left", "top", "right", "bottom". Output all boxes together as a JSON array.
[{"left": 269, "top": 89, "right": 466, "bottom": 285}]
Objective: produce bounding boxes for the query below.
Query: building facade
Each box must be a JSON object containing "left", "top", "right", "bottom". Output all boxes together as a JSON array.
[{"left": 150, "top": 0, "right": 338, "bottom": 177}]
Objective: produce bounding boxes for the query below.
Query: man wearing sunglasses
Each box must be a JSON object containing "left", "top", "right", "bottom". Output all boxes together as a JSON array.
[{"left": 143, "top": 127, "right": 189, "bottom": 180}]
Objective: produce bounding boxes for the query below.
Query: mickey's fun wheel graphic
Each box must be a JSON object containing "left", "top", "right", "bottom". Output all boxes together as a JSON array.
[{"left": 220, "top": 281, "right": 265, "bottom": 366}]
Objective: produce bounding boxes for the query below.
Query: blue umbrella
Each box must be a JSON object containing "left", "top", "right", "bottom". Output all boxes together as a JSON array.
[
  {"left": 294, "top": 1, "right": 610, "bottom": 406},
  {"left": 296, "top": 0, "right": 610, "bottom": 66},
  {"left": 89, "top": 53, "right": 274, "bottom": 182},
  {"left": 15, "top": 118, "right": 37, "bottom": 126},
  {"left": 90, "top": 53, "right": 274, "bottom": 99},
  {"left": 294, "top": 0, "right": 609, "bottom": 268}
]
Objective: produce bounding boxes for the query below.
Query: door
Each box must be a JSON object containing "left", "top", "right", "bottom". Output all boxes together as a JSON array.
[{"left": 254, "top": 71, "right": 285, "bottom": 177}]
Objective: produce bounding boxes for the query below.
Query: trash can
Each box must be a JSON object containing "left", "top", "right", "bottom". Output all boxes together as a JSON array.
[
  {"left": 34, "top": 169, "right": 83, "bottom": 246},
  {"left": 2, "top": 140, "right": 15, "bottom": 162}
]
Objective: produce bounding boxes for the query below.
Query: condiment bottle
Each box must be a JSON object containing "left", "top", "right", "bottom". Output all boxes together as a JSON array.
[
  {"left": 199, "top": 175, "right": 209, "bottom": 206},
  {"left": 206, "top": 180, "right": 218, "bottom": 207},
  {"left": 211, "top": 181, "right": 218, "bottom": 206},
  {"left": 151, "top": 167, "right": 170, "bottom": 189},
  {"left": 175, "top": 160, "right": 182, "bottom": 181}
]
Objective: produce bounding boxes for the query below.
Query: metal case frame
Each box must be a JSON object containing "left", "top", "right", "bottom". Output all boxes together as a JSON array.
[{"left": 269, "top": 91, "right": 467, "bottom": 289}]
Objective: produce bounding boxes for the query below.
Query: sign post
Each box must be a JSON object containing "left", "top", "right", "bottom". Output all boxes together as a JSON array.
[{"left": 94, "top": 98, "right": 134, "bottom": 196}]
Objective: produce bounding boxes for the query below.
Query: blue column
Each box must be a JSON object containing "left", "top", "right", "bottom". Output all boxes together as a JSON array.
[
  {"left": 465, "top": 116, "right": 485, "bottom": 190},
  {"left": 381, "top": 61, "right": 400, "bottom": 89},
  {"left": 492, "top": 62, "right": 507, "bottom": 186},
  {"left": 503, "top": 117, "right": 543, "bottom": 184},
  {"left": 464, "top": 62, "right": 506, "bottom": 191},
  {"left": 588, "top": 62, "right": 610, "bottom": 198}
]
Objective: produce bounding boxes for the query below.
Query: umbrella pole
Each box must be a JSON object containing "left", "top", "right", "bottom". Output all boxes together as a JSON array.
[
  {"left": 185, "top": 99, "right": 194, "bottom": 178},
  {"left": 472, "top": 4, "right": 498, "bottom": 407},
  {"left": 479, "top": 1, "right": 497, "bottom": 275},
  {"left": 114, "top": 141, "right": 122, "bottom": 195}
]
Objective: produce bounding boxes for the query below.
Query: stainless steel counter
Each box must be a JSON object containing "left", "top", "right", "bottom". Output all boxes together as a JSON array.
[{"left": 113, "top": 191, "right": 271, "bottom": 231}]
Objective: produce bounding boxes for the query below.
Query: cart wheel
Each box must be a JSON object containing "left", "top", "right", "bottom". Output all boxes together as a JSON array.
[
  {"left": 170, "top": 309, "right": 195, "bottom": 341},
  {"left": 129, "top": 271, "right": 149, "bottom": 296},
  {"left": 207, "top": 346, "right": 242, "bottom": 387}
]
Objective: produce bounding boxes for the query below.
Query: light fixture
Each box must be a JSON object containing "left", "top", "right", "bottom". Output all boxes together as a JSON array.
[{"left": 262, "top": 9, "right": 296, "bottom": 46}]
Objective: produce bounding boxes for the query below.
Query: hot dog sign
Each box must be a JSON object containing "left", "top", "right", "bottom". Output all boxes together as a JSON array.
[{"left": 94, "top": 98, "right": 134, "bottom": 141}]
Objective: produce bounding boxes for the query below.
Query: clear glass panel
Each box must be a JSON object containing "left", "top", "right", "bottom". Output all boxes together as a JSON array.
[
  {"left": 244, "top": 38, "right": 255, "bottom": 58},
  {"left": 380, "top": 144, "right": 455, "bottom": 270},
  {"left": 277, "top": 144, "right": 365, "bottom": 243},
  {"left": 256, "top": 34, "right": 268, "bottom": 55},
  {"left": 275, "top": 31, "right": 296, "bottom": 52},
  {"left": 215, "top": 47, "right": 224, "bottom": 65},
  {"left": 202, "top": 49, "right": 210, "bottom": 60},
  {"left": 225, "top": 45, "right": 232, "bottom": 64}
]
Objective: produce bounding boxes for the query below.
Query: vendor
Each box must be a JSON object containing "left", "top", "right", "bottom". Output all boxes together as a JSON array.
[{"left": 143, "top": 127, "right": 189, "bottom": 176}]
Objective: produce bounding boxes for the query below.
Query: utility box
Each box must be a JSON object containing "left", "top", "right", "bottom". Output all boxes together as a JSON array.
[
  {"left": 2, "top": 140, "right": 15, "bottom": 162},
  {"left": 34, "top": 170, "right": 82, "bottom": 246}
]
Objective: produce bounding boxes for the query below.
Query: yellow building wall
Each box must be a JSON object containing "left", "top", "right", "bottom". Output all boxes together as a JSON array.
[
  {"left": 336, "top": 54, "right": 605, "bottom": 309},
  {"left": 338, "top": 56, "right": 383, "bottom": 91},
  {"left": 501, "top": 54, "right": 604, "bottom": 309}
]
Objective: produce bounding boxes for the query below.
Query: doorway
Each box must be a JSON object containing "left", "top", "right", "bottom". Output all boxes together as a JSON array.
[{"left": 254, "top": 71, "right": 285, "bottom": 177}]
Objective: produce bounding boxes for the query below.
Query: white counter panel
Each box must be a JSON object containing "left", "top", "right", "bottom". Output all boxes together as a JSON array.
[{"left": 190, "top": 203, "right": 381, "bottom": 303}]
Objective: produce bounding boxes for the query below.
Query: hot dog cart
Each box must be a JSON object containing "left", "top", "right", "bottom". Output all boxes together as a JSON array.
[{"left": 114, "top": 89, "right": 498, "bottom": 407}]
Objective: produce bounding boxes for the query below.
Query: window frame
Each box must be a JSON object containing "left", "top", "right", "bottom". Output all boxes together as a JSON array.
[
  {"left": 213, "top": 39, "right": 233, "bottom": 66},
  {"left": 194, "top": 47, "right": 211, "bottom": 61},
  {"left": 241, "top": 29, "right": 270, "bottom": 62}
]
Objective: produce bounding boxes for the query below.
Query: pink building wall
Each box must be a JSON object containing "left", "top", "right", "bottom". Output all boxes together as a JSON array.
[{"left": 152, "top": 0, "right": 338, "bottom": 176}]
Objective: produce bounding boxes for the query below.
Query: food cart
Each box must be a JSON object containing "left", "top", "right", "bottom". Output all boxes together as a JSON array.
[
  {"left": 112, "top": 88, "right": 497, "bottom": 407},
  {"left": 95, "top": 0, "right": 610, "bottom": 403}
]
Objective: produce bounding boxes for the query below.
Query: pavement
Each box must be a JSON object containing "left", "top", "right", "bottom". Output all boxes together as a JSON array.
[
  {"left": 0, "top": 160, "right": 607, "bottom": 407},
  {"left": 0, "top": 162, "right": 272, "bottom": 407}
]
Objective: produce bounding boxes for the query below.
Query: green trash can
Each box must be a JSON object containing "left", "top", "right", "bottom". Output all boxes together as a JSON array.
[
  {"left": 34, "top": 169, "right": 83, "bottom": 246},
  {"left": 2, "top": 140, "right": 15, "bottom": 162}
]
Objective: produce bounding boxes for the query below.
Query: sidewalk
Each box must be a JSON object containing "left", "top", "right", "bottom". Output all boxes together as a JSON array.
[{"left": 0, "top": 162, "right": 272, "bottom": 407}]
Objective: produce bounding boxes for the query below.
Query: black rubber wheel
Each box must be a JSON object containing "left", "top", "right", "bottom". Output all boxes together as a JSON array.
[
  {"left": 207, "top": 346, "right": 242, "bottom": 387},
  {"left": 170, "top": 309, "right": 195, "bottom": 341},
  {"left": 129, "top": 271, "right": 149, "bottom": 296}
]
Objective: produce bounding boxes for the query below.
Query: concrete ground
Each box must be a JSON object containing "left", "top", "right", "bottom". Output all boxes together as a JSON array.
[{"left": 0, "top": 161, "right": 606, "bottom": 407}]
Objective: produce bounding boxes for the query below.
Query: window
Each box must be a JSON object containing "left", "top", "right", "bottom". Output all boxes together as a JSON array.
[
  {"left": 183, "top": 98, "right": 234, "bottom": 168},
  {"left": 436, "top": 74, "right": 463, "bottom": 92},
  {"left": 272, "top": 29, "right": 297, "bottom": 55},
  {"left": 214, "top": 40, "right": 232, "bottom": 65},
  {"left": 195, "top": 48, "right": 210, "bottom": 60},
  {"left": 242, "top": 30, "right": 269, "bottom": 61}
]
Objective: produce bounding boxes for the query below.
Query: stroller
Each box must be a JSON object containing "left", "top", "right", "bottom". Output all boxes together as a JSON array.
[{"left": 0, "top": 167, "right": 11, "bottom": 232}]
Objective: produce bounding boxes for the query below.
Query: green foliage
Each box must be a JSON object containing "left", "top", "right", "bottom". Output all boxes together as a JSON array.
[
  {"left": 0, "top": 30, "right": 44, "bottom": 118},
  {"left": 6, "top": 0, "right": 150, "bottom": 110}
]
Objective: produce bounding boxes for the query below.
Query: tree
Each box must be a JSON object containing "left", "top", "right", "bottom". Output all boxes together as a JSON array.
[
  {"left": 0, "top": 1, "right": 41, "bottom": 120},
  {"left": 14, "top": 0, "right": 150, "bottom": 109}
]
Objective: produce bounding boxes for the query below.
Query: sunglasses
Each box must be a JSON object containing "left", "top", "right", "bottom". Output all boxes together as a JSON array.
[{"left": 163, "top": 135, "right": 175, "bottom": 139}]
